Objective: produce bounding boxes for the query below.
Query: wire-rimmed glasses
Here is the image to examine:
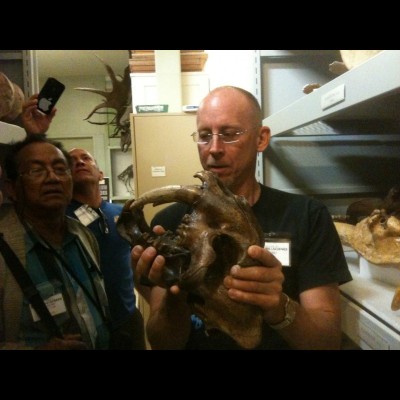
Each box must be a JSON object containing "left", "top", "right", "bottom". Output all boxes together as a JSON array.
[{"left": 191, "top": 129, "right": 247, "bottom": 145}]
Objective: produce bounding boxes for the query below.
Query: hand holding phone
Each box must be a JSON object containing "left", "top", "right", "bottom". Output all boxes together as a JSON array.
[{"left": 37, "top": 77, "right": 65, "bottom": 115}]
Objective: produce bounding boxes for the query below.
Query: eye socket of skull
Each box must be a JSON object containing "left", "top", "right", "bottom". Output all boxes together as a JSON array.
[
  {"left": 203, "top": 234, "right": 241, "bottom": 286},
  {"left": 163, "top": 251, "right": 191, "bottom": 286}
]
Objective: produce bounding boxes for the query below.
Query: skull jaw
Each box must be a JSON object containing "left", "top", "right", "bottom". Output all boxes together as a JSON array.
[
  {"left": 180, "top": 238, "right": 264, "bottom": 349},
  {"left": 190, "top": 285, "right": 263, "bottom": 349},
  {"left": 117, "top": 171, "right": 266, "bottom": 347}
]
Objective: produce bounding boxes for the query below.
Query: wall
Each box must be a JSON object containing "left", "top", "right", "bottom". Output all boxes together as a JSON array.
[
  {"left": 42, "top": 75, "right": 110, "bottom": 172},
  {"left": 204, "top": 50, "right": 256, "bottom": 94},
  {"left": 42, "top": 50, "right": 258, "bottom": 189},
  {"left": 42, "top": 50, "right": 257, "bottom": 140},
  {"left": 131, "top": 50, "right": 256, "bottom": 108}
]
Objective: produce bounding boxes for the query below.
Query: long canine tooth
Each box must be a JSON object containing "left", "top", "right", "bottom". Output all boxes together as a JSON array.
[{"left": 129, "top": 185, "right": 202, "bottom": 210}]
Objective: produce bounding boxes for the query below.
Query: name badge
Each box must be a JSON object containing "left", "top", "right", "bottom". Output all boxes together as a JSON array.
[
  {"left": 264, "top": 232, "right": 292, "bottom": 267},
  {"left": 74, "top": 204, "right": 99, "bottom": 226},
  {"left": 30, "top": 293, "right": 67, "bottom": 322}
]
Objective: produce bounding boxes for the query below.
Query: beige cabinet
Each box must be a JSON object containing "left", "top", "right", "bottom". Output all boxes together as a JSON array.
[
  {"left": 130, "top": 112, "right": 202, "bottom": 222},
  {"left": 130, "top": 112, "right": 202, "bottom": 349}
]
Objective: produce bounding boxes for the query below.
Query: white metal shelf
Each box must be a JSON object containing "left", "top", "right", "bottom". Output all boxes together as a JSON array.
[{"left": 263, "top": 50, "right": 400, "bottom": 136}]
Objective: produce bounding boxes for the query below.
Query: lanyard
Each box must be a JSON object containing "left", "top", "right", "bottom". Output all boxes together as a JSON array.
[
  {"left": 22, "top": 220, "right": 108, "bottom": 325},
  {"left": 0, "top": 233, "right": 64, "bottom": 339}
]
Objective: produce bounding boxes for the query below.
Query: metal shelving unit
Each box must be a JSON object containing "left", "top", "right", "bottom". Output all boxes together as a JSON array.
[
  {"left": 262, "top": 50, "right": 400, "bottom": 136},
  {"left": 0, "top": 50, "right": 37, "bottom": 98}
]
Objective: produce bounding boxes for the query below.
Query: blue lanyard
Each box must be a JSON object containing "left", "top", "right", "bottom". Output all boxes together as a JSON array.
[{"left": 22, "top": 221, "right": 109, "bottom": 325}]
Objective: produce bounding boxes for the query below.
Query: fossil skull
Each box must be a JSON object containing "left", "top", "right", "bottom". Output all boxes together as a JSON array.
[
  {"left": 117, "top": 170, "right": 265, "bottom": 348},
  {"left": 334, "top": 185, "right": 400, "bottom": 311}
]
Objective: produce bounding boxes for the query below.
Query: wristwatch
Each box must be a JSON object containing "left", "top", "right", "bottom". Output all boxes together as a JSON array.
[{"left": 269, "top": 293, "right": 297, "bottom": 330}]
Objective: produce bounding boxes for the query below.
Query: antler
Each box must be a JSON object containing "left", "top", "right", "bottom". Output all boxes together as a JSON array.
[
  {"left": 74, "top": 53, "right": 132, "bottom": 151},
  {"left": 75, "top": 58, "right": 131, "bottom": 122}
]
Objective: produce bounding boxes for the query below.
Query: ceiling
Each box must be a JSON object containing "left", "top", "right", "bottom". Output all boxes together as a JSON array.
[{"left": 36, "top": 50, "right": 130, "bottom": 78}]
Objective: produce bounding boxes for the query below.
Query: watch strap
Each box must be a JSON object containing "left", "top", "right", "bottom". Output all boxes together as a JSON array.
[{"left": 269, "top": 293, "right": 296, "bottom": 330}]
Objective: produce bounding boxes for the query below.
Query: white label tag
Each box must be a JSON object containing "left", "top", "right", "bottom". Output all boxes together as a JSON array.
[
  {"left": 151, "top": 166, "right": 166, "bottom": 177},
  {"left": 321, "top": 84, "right": 345, "bottom": 110},
  {"left": 74, "top": 205, "right": 99, "bottom": 226},
  {"left": 264, "top": 241, "right": 291, "bottom": 267},
  {"left": 30, "top": 293, "right": 67, "bottom": 322}
]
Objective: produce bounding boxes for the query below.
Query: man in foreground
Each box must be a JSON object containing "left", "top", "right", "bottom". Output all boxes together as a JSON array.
[{"left": 132, "top": 86, "right": 352, "bottom": 350}]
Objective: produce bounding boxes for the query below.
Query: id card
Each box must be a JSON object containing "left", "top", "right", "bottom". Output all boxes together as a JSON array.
[
  {"left": 264, "top": 232, "right": 291, "bottom": 267},
  {"left": 74, "top": 204, "right": 100, "bottom": 226},
  {"left": 30, "top": 293, "right": 67, "bottom": 322}
]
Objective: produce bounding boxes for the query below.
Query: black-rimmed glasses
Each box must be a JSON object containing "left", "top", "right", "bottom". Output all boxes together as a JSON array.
[
  {"left": 19, "top": 166, "right": 71, "bottom": 181},
  {"left": 191, "top": 130, "right": 247, "bottom": 145}
]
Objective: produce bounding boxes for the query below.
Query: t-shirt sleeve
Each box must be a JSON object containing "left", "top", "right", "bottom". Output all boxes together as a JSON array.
[{"left": 297, "top": 203, "right": 352, "bottom": 292}]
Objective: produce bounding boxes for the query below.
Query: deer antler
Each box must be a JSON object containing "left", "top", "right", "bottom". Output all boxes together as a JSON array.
[
  {"left": 74, "top": 53, "right": 132, "bottom": 151},
  {"left": 75, "top": 55, "right": 131, "bottom": 122}
]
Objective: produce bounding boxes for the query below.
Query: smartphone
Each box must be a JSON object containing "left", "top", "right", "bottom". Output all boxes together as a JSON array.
[{"left": 37, "top": 77, "right": 65, "bottom": 115}]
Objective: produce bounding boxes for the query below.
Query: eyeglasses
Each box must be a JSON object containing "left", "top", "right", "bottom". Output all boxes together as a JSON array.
[
  {"left": 191, "top": 130, "right": 247, "bottom": 144},
  {"left": 19, "top": 166, "right": 71, "bottom": 180}
]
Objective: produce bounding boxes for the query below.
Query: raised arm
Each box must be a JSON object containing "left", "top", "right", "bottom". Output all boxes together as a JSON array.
[{"left": 21, "top": 94, "right": 56, "bottom": 135}]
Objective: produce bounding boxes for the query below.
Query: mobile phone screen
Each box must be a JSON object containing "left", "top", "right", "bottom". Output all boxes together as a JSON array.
[{"left": 37, "top": 77, "right": 65, "bottom": 115}]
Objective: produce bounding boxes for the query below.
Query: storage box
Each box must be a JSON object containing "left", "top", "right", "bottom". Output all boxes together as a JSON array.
[
  {"left": 129, "top": 51, "right": 208, "bottom": 73},
  {"left": 359, "top": 256, "right": 400, "bottom": 287},
  {"left": 135, "top": 104, "right": 168, "bottom": 113}
]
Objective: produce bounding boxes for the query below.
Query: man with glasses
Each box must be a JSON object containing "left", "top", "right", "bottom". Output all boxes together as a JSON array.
[
  {"left": 0, "top": 135, "right": 110, "bottom": 349},
  {"left": 132, "top": 86, "right": 352, "bottom": 350},
  {"left": 66, "top": 148, "right": 145, "bottom": 350}
]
